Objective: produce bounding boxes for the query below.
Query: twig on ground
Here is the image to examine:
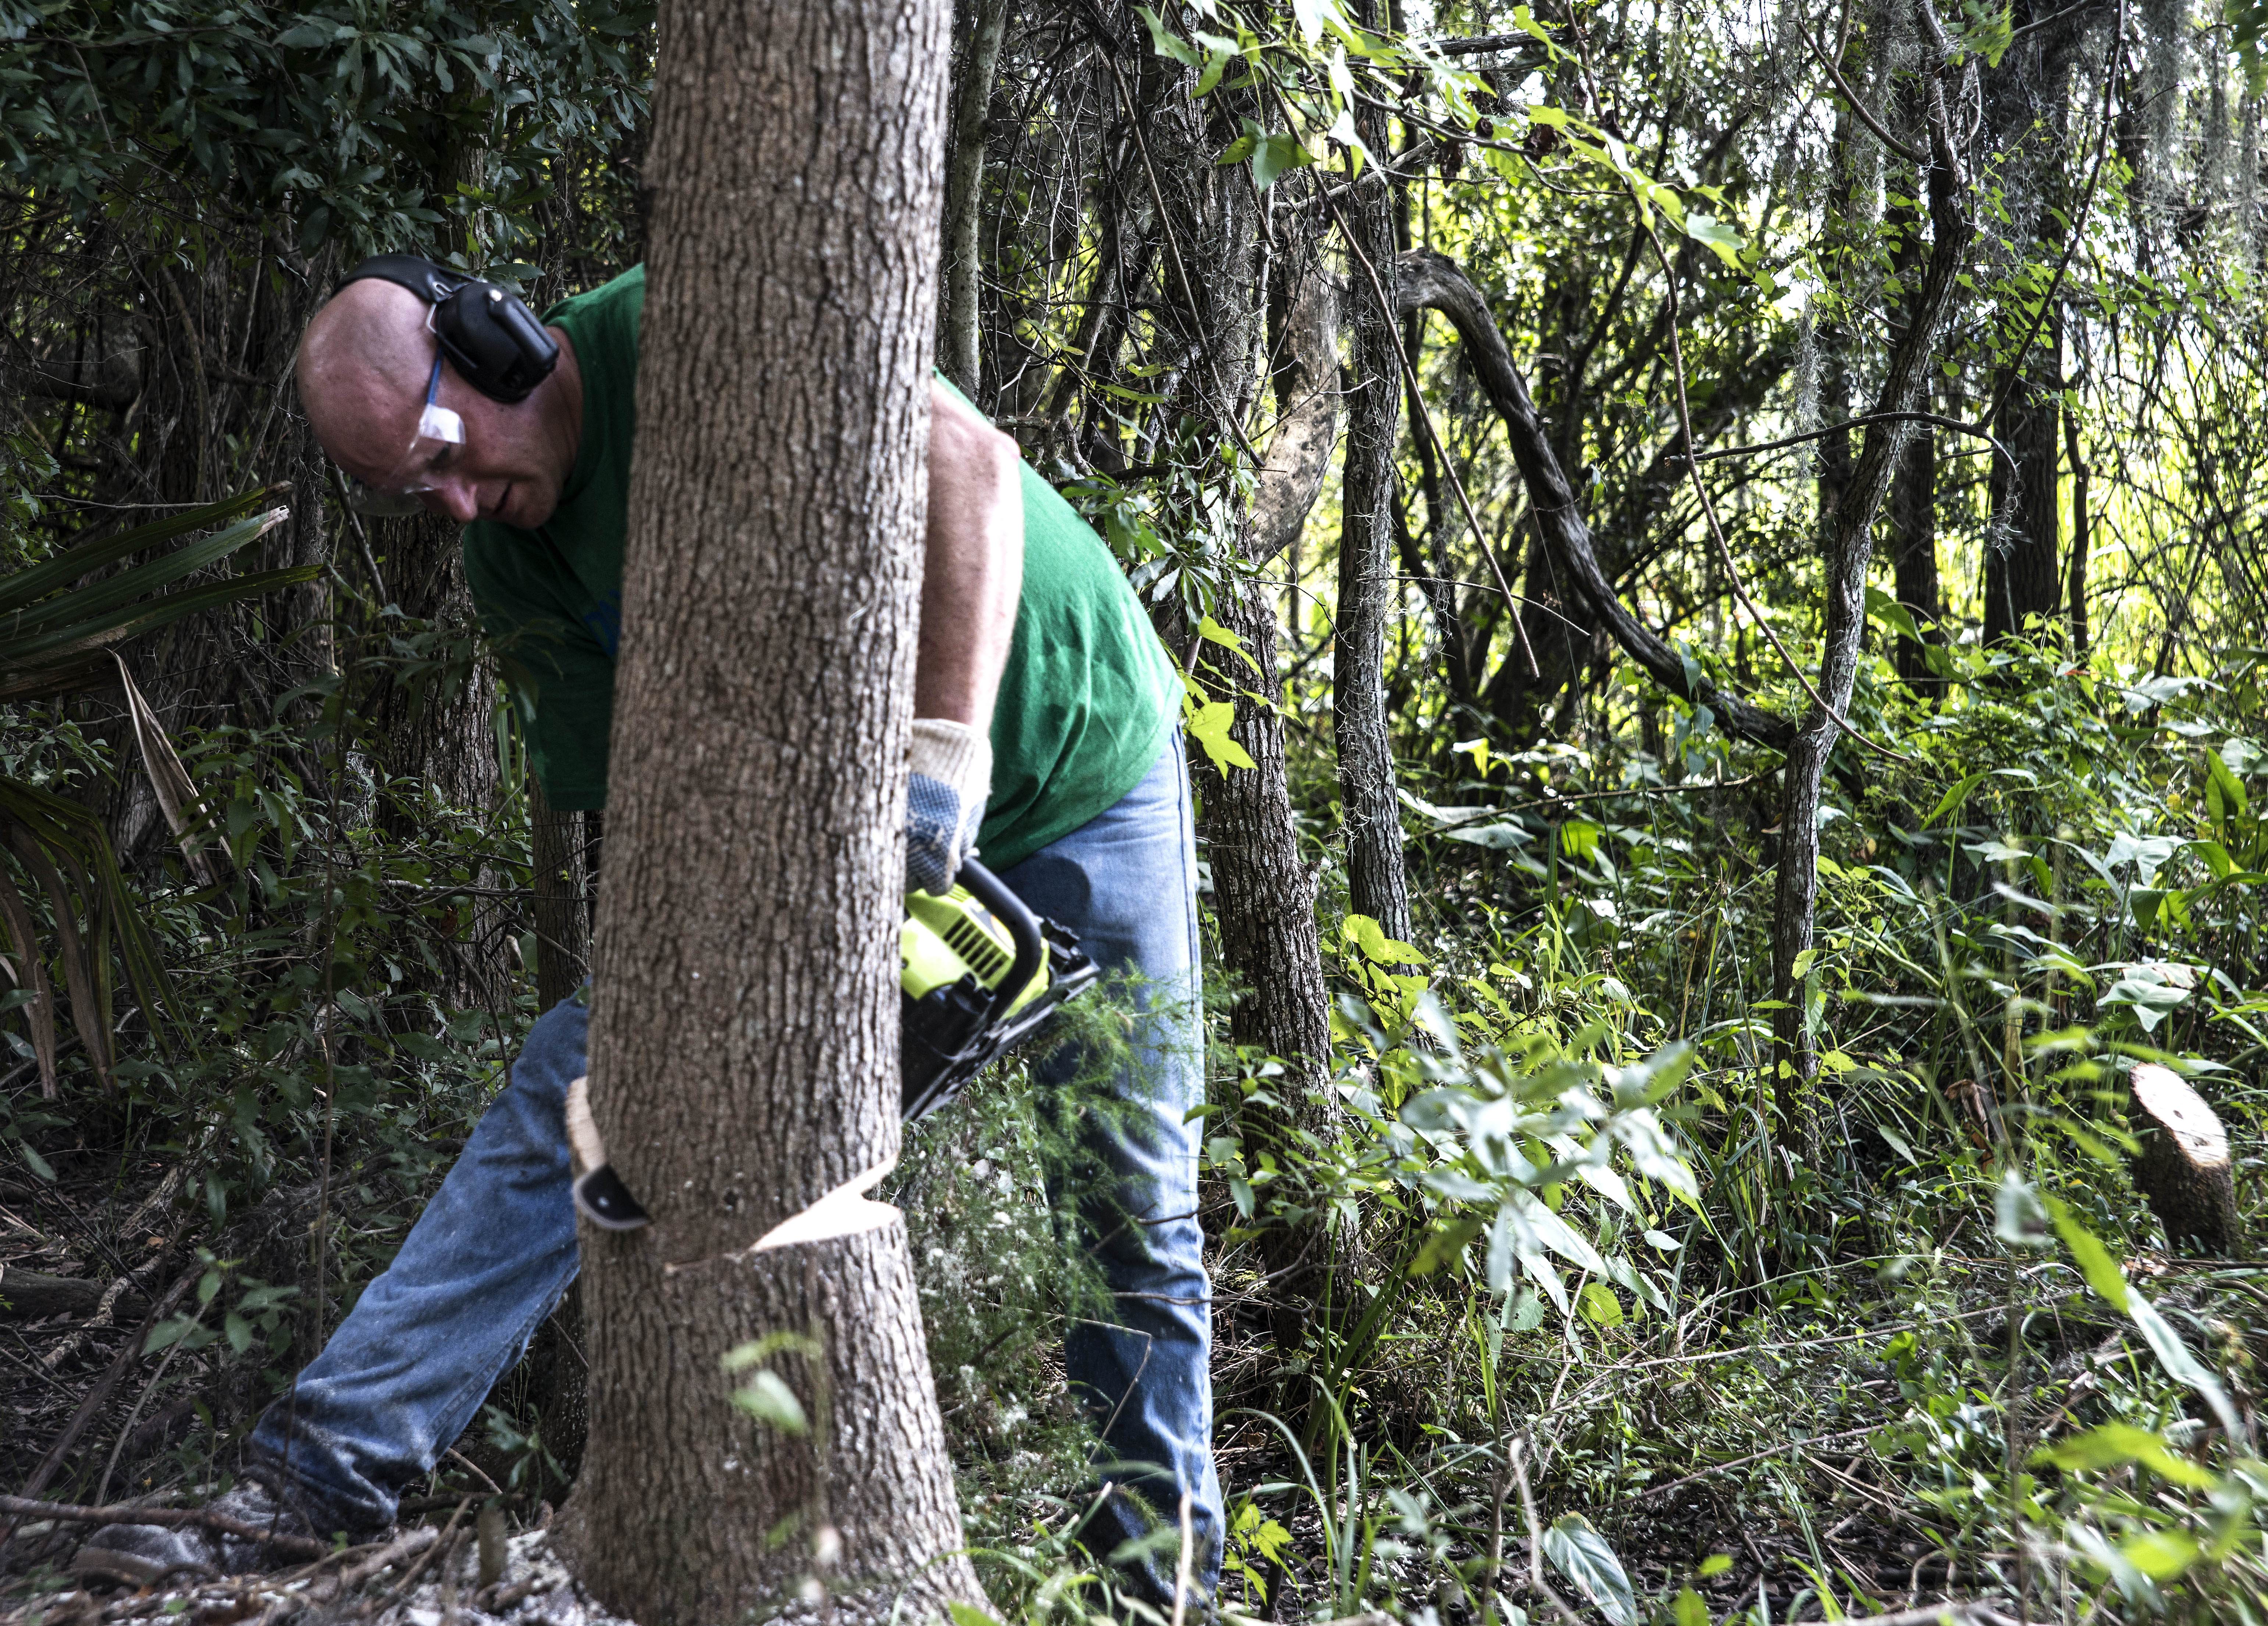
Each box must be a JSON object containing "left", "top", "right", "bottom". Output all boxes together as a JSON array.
[
  {"left": 1508, "top": 1437, "right": 1584, "bottom": 1626},
  {"left": 0, "top": 1494, "right": 328, "bottom": 1559},
  {"left": 1636, "top": 1425, "right": 1883, "bottom": 1503}
]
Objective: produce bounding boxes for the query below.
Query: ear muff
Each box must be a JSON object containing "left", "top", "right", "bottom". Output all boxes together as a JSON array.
[{"left": 335, "top": 255, "right": 560, "bottom": 405}]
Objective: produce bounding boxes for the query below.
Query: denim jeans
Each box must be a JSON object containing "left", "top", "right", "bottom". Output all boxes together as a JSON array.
[{"left": 250, "top": 734, "right": 1221, "bottom": 1600}]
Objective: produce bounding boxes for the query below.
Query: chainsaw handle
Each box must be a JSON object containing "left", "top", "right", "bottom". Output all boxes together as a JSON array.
[{"left": 954, "top": 858, "right": 1045, "bottom": 1031}]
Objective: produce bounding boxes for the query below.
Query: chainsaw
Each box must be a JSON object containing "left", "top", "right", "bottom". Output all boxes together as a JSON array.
[{"left": 570, "top": 859, "right": 1097, "bottom": 1230}]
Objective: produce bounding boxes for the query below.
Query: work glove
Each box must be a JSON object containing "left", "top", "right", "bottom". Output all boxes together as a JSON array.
[{"left": 906, "top": 717, "right": 991, "bottom": 896}]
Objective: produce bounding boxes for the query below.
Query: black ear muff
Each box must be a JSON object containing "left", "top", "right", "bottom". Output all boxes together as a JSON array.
[
  {"left": 432, "top": 282, "right": 559, "bottom": 404},
  {"left": 335, "top": 255, "right": 560, "bottom": 405}
]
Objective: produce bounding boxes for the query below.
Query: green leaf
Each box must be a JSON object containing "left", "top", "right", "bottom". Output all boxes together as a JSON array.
[
  {"left": 1194, "top": 614, "right": 1260, "bottom": 673},
  {"left": 731, "top": 1369, "right": 809, "bottom": 1436},
  {"left": 2120, "top": 1529, "right": 2200, "bottom": 1581},
  {"left": 2038, "top": 1422, "right": 2217, "bottom": 1489},
  {"left": 1137, "top": 4, "right": 1202, "bottom": 66},
  {"left": 2044, "top": 1196, "right": 2129, "bottom": 1309},
  {"left": 1579, "top": 1281, "right": 1624, "bottom": 1327},
  {"left": 0, "top": 488, "right": 277, "bottom": 618},
  {"left": 946, "top": 1604, "right": 1005, "bottom": 1626},
  {"left": 1673, "top": 1589, "right": 1709, "bottom": 1626},
  {"left": 1184, "top": 698, "right": 1256, "bottom": 772},
  {"left": 1250, "top": 131, "right": 1314, "bottom": 192},
  {"left": 1698, "top": 1554, "right": 1733, "bottom": 1578},
  {"left": 1924, "top": 770, "right": 1992, "bottom": 828},
  {"left": 1343, "top": 912, "right": 1424, "bottom": 965},
  {"left": 1543, "top": 1514, "right": 1635, "bottom": 1626},
  {"left": 1411, "top": 1215, "right": 1486, "bottom": 1276},
  {"left": 1559, "top": 819, "right": 1602, "bottom": 860},
  {"left": 1681, "top": 210, "right": 1743, "bottom": 267},
  {"left": 17, "top": 1141, "right": 56, "bottom": 1181}
]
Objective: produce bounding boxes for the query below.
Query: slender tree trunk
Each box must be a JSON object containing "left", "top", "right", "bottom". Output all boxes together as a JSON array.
[
  {"left": 941, "top": 0, "right": 1011, "bottom": 399},
  {"left": 1334, "top": 154, "right": 1412, "bottom": 944},
  {"left": 1767, "top": 78, "right": 1975, "bottom": 1113},
  {"left": 559, "top": 0, "right": 979, "bottom": 1618},
  {"left": 2066, "top": 398, "right": 2091, "bottom": 657}
]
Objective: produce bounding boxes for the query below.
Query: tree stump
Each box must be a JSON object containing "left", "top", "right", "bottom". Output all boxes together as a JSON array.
[{"left": 2129, "top": 1063, "right": 2244, "bottom": 1257}]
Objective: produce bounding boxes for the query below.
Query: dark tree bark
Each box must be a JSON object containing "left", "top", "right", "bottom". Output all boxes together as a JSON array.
[
  {"left": 1984, "top": 308, "right": 2067, "bottom": 646},
  {"left": 559, "top": 0, "right": 979, "bottom": 1618},
  {"left": 1889, "top": 422, "right": 1943, "bottom": 688},
  {"left": 527, "top": 773, "right": 589, "bottom": 1012},
  {"left": 1981, "top": 0, "right": 2091, "bottom": 647},
  {"left": 1335, "top": 146, "right": 1413, "bottom": 945}
]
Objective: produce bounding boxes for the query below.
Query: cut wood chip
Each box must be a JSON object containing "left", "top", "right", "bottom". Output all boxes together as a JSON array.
[{"left": 2130, "top": 1062, "right": 2243, "bottom": 1257}]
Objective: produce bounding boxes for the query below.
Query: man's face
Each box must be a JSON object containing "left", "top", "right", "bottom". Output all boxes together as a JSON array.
[{"left": 328, "top": 340, "right": 570, "bottom": 530}]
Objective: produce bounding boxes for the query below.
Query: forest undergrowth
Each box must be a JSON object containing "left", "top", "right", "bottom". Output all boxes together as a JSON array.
[{"left": 4, "top": 584, "right": 2265, "bottom": 1626}]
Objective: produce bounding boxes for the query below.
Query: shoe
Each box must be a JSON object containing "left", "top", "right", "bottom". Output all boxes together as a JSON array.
[{"left": 78, "top": 1481, "right": 316, "bottom": 1580}]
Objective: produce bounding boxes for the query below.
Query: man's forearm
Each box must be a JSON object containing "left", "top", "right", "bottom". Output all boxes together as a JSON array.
[{"left": 917, "top": 382, "right": 1023, "bottom": 726}]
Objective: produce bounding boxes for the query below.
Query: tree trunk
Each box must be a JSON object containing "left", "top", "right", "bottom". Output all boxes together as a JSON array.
[
  {"left": 1886, "top": 183, "right": 1945, "bottom": 691},
  {"left": 941, "top": 0, "right": 1011, "bottom": 399},
  {"left": 1889, "top": 422, "right": 1943, "bottom": 688},
  {"left": 1984, "top": 309, "right": 2066, "bottom": 647},
  {"left": 559, "top": 0, "right": 978, "bottom": 1618},
  {"left": 1334, "top": 159, "right": 1412, "bottom": 945},
  {"left": 528, "top": 773, "right": 590, "bottom": 1012},
  {"left": 2065, "top": 397, "right": 2091, "bottom": 657},
  {"left": 1767, "top": 74, "right": 1976, "bottom": 1112}
]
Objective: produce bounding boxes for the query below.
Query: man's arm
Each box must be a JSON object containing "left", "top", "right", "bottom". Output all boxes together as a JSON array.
[{"left": 916, "top": 380, "right": 1023, "bottom": 726}]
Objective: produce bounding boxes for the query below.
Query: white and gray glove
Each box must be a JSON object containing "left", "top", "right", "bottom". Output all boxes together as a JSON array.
[{"left": 906, "top": 717, "right": 991, "bottom": 895}]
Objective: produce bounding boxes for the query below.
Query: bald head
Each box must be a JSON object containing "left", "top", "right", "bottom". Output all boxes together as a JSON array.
[
  {"left": 296, "top": 280, "right": 435, "bottom": 476},
  {"left": 294, "top": 277, "right": 584, "bottom": 530}
]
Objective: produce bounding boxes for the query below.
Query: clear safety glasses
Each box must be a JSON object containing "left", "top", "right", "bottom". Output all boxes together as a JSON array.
[{"left": 343, "top": 353, "right": 467, "bottom": 517}]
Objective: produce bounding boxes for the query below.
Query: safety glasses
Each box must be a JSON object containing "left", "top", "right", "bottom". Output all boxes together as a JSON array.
[{"left": 343, "top": 353, "right": 466, "bottom": 517}]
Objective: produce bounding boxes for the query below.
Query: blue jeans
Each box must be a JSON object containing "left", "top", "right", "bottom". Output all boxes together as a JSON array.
[{"left": 250, "top": 735, "right": 1221, "bottom": 1600}]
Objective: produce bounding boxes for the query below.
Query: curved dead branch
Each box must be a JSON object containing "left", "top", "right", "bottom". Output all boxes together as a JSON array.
[{"left": 1393, "top": 247, "right": 1795, "bottom": 753}]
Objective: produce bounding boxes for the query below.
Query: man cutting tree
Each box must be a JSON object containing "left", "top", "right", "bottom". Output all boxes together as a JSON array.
[{"left": 85, "top": 259, "right": 1223, "bottom": 1606}]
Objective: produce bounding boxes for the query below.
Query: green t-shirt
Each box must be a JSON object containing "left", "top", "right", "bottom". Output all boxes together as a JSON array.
[{"left": 461, "top": 265, "right": 1178, "bottom": 870}]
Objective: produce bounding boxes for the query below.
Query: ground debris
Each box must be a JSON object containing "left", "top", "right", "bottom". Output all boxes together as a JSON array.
[{"left": 2, "top": 1529, "right": 632, "bottom": 1626}]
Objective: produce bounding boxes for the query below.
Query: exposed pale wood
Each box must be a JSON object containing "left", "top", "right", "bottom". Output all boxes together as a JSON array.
[{"left": 2129, "top": 1063, "right": 2243, "bottom": 1257}]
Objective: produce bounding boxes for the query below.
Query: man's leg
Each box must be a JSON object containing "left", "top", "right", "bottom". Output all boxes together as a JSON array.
[
  {"left": 1003, "top": 731, "right": 1222, "bottom": 1604},
  {"left": 247, "top": 992, "right": 587, "bottom": 1533}
]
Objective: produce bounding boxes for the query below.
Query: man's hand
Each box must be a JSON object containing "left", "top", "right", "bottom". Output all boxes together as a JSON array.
[{"left": 907, "top": 717, "right": 991, "bottom": 894}]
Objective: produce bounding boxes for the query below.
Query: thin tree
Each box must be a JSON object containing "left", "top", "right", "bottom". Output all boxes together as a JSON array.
[{"left": 558, "top": 0, "right": 983, "bottom": 1619}]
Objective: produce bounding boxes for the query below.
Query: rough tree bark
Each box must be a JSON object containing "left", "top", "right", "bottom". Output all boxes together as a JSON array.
[
  {"left": 527, "top": 774, "right": 589, "bottom": 1013},
  {"left": 558, "top": 0, "right": 980, "bottom": 1618},
  {"left": 1767, "top": 24, "right": 1975, "bottom": 1107},
  {"left": 1209, "top": 246, "right": 1336, "bottom": 1075},
  {"left": 1984, "top": 308, "right": 2067, "bottom": 646},
  {"left": 1335, "top": 143, "right": 1414, "bottom": 946}
]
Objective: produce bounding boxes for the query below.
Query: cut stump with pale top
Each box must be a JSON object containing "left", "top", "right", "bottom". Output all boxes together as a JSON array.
[{"left": 2129, "top": 1063, "right": 2244, "bottom": 1258}]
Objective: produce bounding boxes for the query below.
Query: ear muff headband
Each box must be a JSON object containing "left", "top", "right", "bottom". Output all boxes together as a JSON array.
[{"left": 336, "top": 255, "right": 560, "bottom": 405}]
